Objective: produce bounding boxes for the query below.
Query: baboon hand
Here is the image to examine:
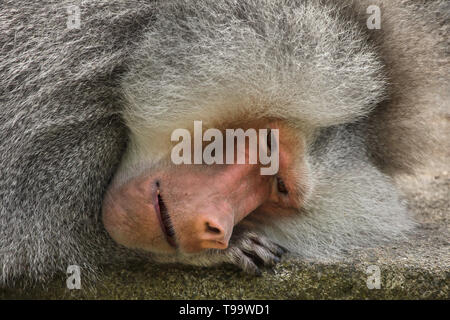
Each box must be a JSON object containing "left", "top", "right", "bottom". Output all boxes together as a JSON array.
[{"left": 219, "top": 229, "right": 287, "bottom": 275}]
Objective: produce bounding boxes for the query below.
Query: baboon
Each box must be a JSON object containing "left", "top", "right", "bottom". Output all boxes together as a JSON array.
[{"left": 0, "top": 0, "right": 448, "bottom": 286}]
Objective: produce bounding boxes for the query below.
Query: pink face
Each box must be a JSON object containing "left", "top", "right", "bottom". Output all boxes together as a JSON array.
[{"left": 102, "top": 121, "right": 308, "bottom": 254}]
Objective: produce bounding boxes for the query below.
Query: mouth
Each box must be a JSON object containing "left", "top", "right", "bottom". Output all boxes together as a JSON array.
[{"left": 154, "top": 182, "right": 177, "bottom": 248}]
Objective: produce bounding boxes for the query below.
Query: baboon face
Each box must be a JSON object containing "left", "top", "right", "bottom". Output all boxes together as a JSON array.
[{"left": 102, "top": 120, "right": 309, "bottom": 254}]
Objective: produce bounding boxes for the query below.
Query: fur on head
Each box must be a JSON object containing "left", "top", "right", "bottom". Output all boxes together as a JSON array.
[{"left": 119, "top": 0, "right": 387, "bottom": 173}]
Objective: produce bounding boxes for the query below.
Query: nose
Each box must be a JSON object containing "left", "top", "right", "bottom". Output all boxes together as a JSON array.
[{"left": 182, "top": 212, "right": 234, "bottom": 253}]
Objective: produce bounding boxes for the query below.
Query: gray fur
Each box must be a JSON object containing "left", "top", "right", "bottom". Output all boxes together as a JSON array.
[{"left": 0, "top": 0, "right": 447, "bottom": 286}]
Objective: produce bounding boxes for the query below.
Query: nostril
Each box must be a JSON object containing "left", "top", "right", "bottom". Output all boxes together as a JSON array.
[
  {"left": 183, "top": 216, "right": 233, "bottom": 252},
  {"left": 206, "top": 222, "right": 222, "bottom": 235}
]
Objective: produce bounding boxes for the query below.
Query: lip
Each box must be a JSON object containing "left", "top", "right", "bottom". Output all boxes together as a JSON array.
[{"left": 153, "top": 187, "right": 177, "bottom": 248}]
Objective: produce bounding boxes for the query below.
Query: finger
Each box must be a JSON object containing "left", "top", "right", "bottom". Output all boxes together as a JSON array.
[
  {"left": 227, "top": 248, "right": 262, "bottom": 276},
  {"left": 248, "top": 234, "right": 286, "bottom": 257},
  {"left": 240, "top": 242, "right": 281, "bottom": 266}
]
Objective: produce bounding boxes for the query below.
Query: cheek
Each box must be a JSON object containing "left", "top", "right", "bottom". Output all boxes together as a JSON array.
[{"left": 102, "top": 185, "right": 176, "bottom": 253}]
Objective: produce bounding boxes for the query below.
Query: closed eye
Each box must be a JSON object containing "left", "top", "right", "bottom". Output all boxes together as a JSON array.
[{"left": 276, "top": 176, "right": 288, "bottom": 195}]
